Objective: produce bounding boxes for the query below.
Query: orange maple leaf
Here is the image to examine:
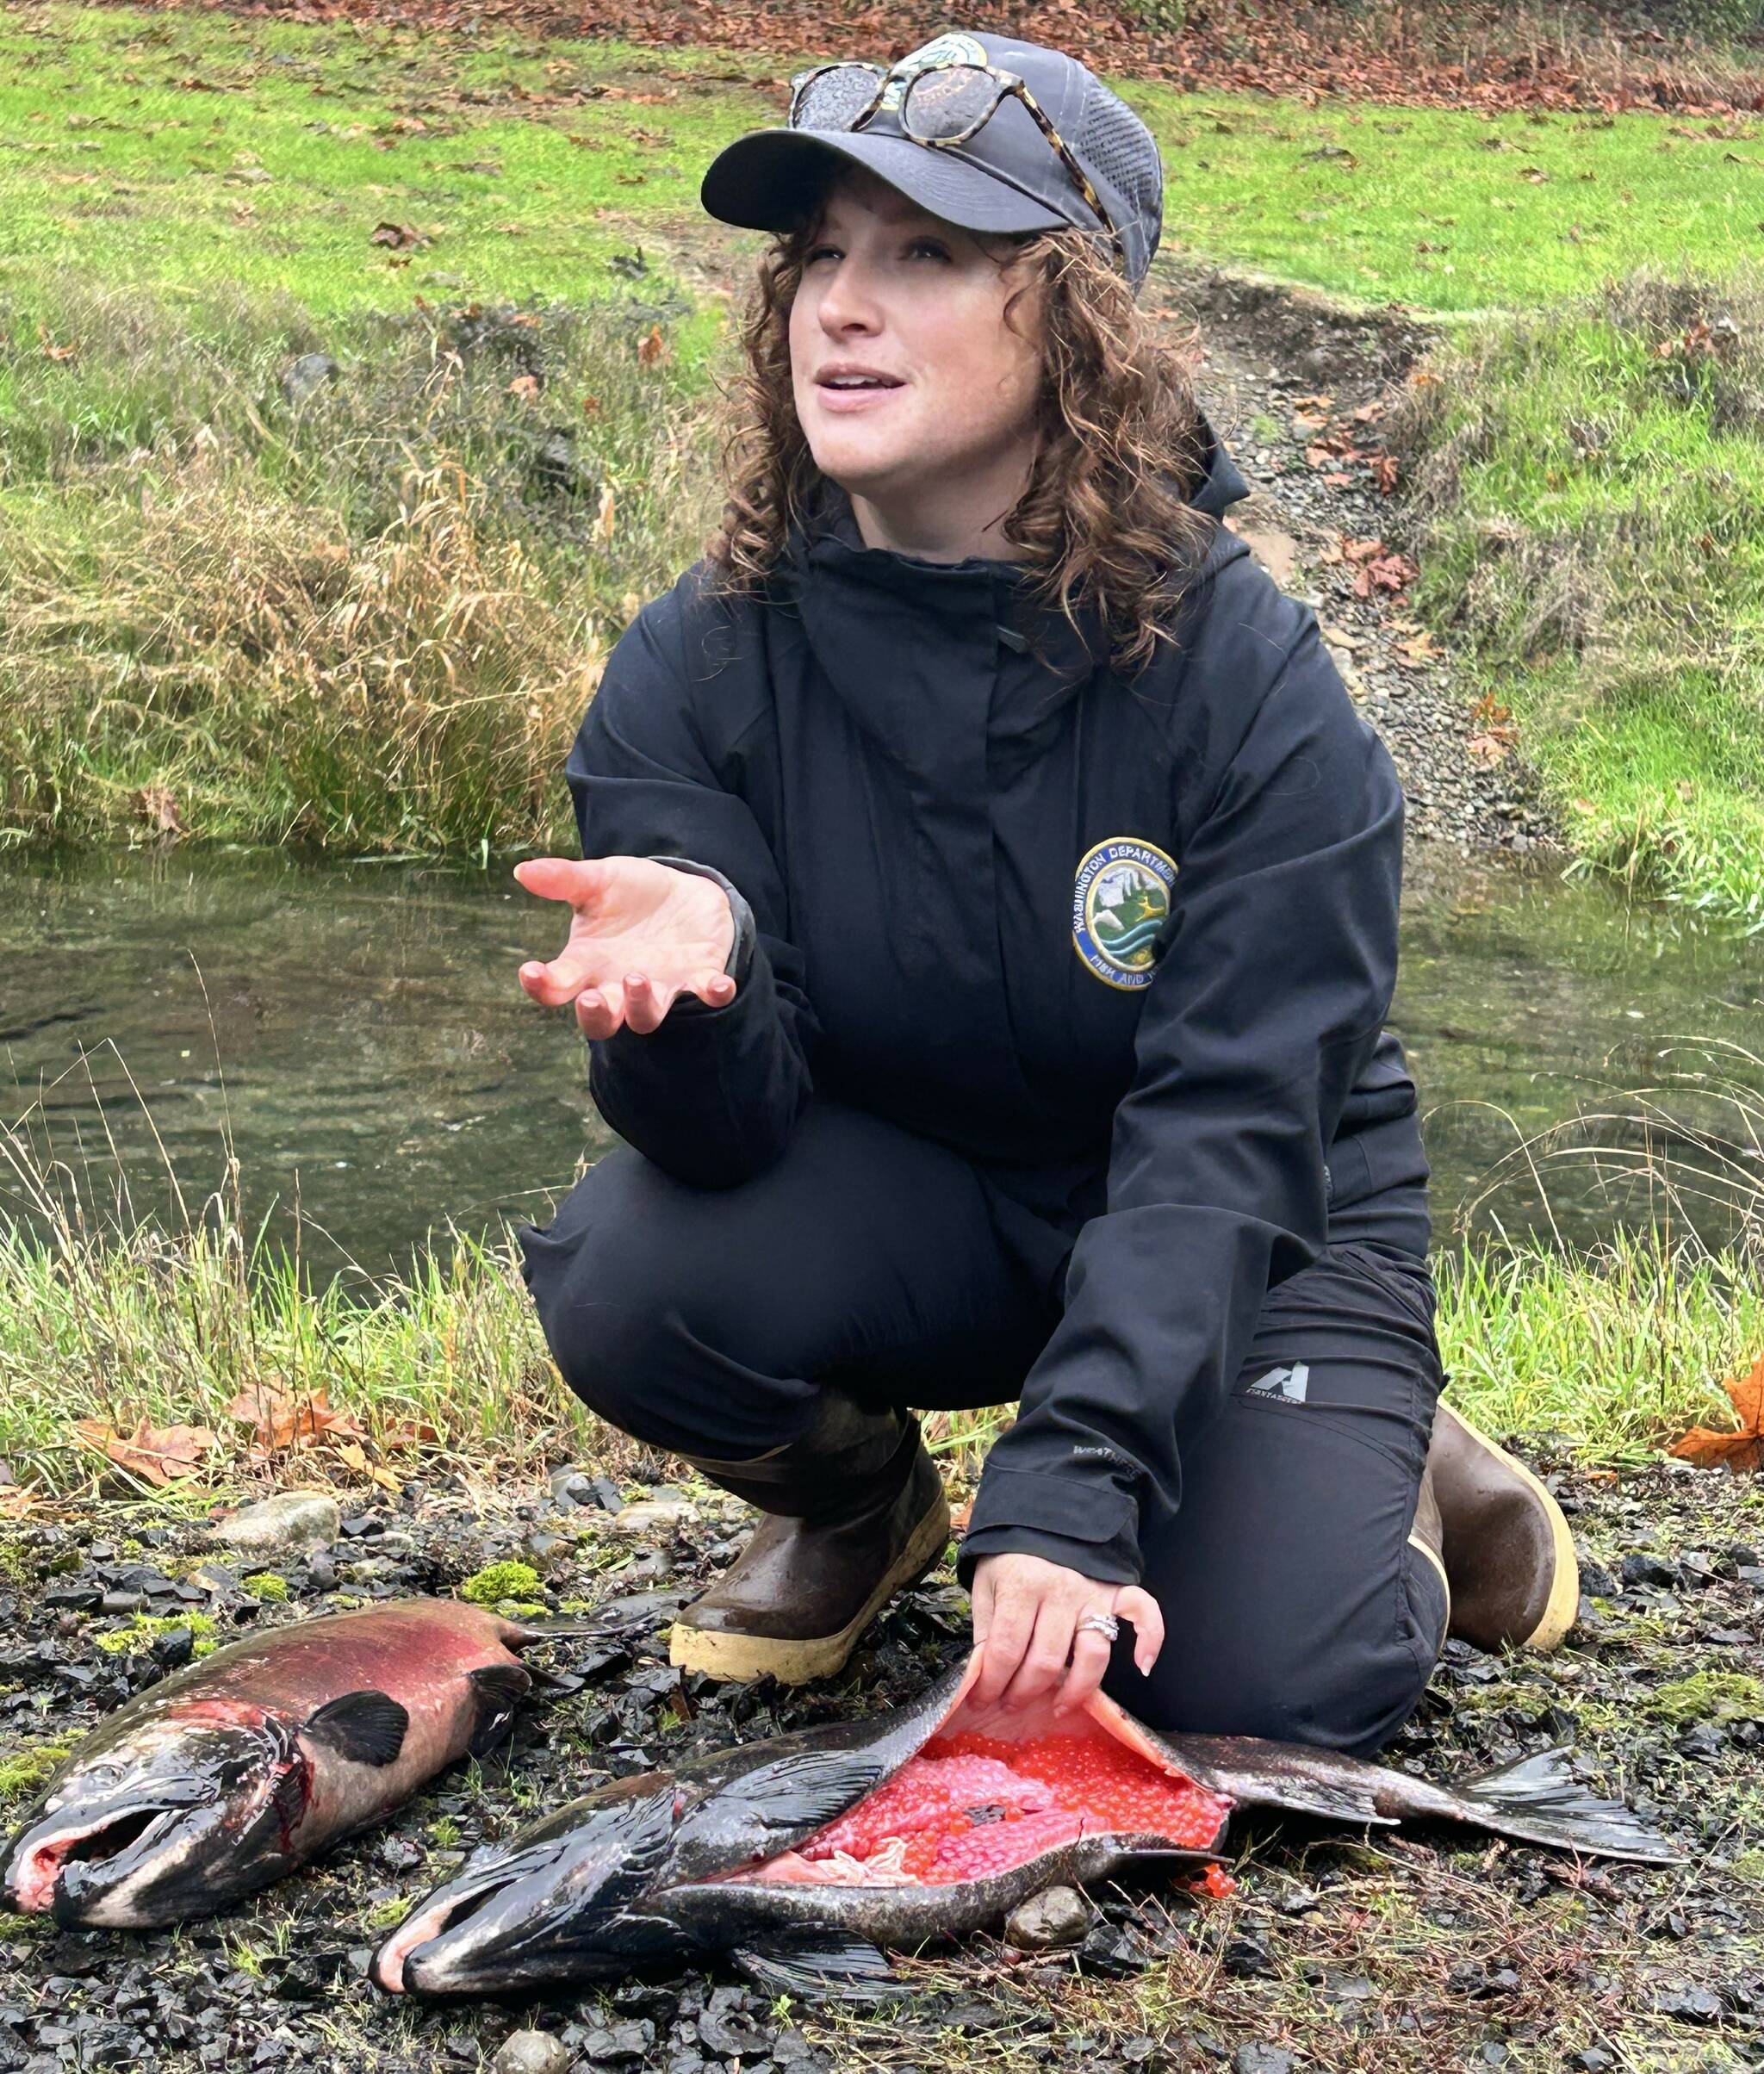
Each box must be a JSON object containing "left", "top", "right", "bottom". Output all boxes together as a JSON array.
[
  {"left": 225, "top": 1383, "right": 364, "bottom": 1456},
  {"left": 1671, "top": 1354, "right": 1764, "bottom": 1473},
  {"left": 74, "top": 1418, "right": 217, "bottom": 1487}
]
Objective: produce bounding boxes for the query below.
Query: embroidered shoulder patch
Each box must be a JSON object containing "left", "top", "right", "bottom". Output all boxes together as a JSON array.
[{"left": 1071, "top": 837, "right": 1178, "bottom": 990}]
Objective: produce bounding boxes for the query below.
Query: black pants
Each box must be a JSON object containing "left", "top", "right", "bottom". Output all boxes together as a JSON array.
[{"left": 519, "top": 1099, "right": 1449, "bottom": 1759}]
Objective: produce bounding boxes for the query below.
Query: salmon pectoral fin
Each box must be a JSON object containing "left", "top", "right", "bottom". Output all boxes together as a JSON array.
[
  {"left": 732, "top": 1931, "right": 902, "bottom": 2003},
  {"left": 1447, "top": 1746, "right": 1686, "bottom": 1865},
  {"left": 466, "top": 1665, "right": 533, "bottom": 1755},
  {"left": 302, "top": 1691, "right": 411, "bottom": 1767},
  {"left": 716, "top": 1750, "right": 889, "bottom": 1835}
]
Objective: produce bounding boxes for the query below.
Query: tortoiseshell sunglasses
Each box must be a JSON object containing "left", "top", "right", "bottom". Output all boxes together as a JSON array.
[{"left": 786, "top": 58, "right": 1126, "bottom": 272}]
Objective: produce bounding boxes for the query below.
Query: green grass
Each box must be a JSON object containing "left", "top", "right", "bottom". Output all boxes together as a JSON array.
[
  {"left": 3, "top": 3, "right": 1763, "bottom": 891},
  {"left": 7, "top": 7, "right": 1760, "bottom": 323},
  {"left": 1394, "top": 270, "right": 1764, "bottom": 922},
  {"left": 1, "top": 1162, "right": 1758, "bottom": 1493},
  {"left": 0, "top": 7, "right": 771, "bottom": 329},
  {"left": 1123, "top": 86, "right": 1764, "bottom": 314}
]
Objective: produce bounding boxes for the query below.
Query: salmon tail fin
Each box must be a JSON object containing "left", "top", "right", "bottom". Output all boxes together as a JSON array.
[{"left": 1450, "top": 1745, "right": 1686, "bottom": 1865}]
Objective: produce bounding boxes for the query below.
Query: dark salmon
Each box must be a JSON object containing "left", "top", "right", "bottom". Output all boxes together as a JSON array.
[
  {"left": 374, "top": 1649, "right": 1681, "bottom": 1999},
  {"left": 1, "top": 1599, "right": 550, "bottom": 1928}
]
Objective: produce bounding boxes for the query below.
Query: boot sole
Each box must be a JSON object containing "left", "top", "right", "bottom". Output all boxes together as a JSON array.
[
  {"left": 668, "top": 1487, "right": 953, "bottom": 1686},
  {"left": 1437, "top": 1402, "right": 1580, "bottom": 1652}
]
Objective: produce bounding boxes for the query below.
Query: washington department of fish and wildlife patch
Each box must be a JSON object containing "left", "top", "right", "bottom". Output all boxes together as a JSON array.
[{"left": 1071, "top": 838, "right": 1178, "bottom": 990}]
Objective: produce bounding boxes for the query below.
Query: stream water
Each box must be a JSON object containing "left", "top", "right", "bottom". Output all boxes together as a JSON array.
[{"left": 3, "top": 847, "right": 1761, "bottom": 1278}]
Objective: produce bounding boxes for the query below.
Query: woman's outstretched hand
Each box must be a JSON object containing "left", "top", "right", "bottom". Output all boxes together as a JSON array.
[
  {"left": 515, "top": 855, "right": 737, "bottom": 1039},
  {"left": 969, "top": 1552, "right": 1165, "bottom": 1716}
]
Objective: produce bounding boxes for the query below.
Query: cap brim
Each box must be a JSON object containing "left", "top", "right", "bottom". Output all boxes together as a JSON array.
[{"left": 699, "top": 128, "right": 1072, "bottom": 239}]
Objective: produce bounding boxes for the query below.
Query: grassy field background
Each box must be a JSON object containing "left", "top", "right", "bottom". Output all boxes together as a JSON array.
[{"left": 3, "top": 3, "right": 1762, "bottom": 904}]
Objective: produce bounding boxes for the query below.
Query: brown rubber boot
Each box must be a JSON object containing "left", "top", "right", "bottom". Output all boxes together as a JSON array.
[
  {"left": 668, "top": 1395, "right": 951, "bottom": 1686},
  {"left": 1422, "top": 1401, "right": 1580, "bottom": 1654}
]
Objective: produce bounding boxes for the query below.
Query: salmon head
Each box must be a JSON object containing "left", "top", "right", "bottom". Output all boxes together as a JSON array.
[
  {"left": 373, "top": 1773, "right": 693, "bottom": 1996},
  {"left": 1, "top": 1698, "right": 312, "bottom": 1929}
]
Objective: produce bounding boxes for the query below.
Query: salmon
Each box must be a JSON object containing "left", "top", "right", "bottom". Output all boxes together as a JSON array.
[
  {"left": 374, "top": 1648, "right": 1682, "bottom": 2000},
  {"left": 1, "top": 1599, "right": 551, "bottom": 1928}
]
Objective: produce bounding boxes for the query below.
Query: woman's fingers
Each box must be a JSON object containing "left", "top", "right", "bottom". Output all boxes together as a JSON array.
[
  {"left": 972, "top": 1591, "right": 1034, "bottom": 1707},
  {"left": 689, "top": 972, "right": 738, "bottom": 1009},
  {"left": 1058, "top": 1623, "right": 1116, "bottom": 1714},
  {"left": 1115, "top": 1587, "right": 1165, "bottom": 1675},
  {"left": 1000, "top": 1600, "right": 1078, "bottom": 1711},
  {"left": 513, "top": 854, "right": 612, "bottom": 910},
  {"left": 621, "top": 972, "right": 671, "bottom": 1035},
  {"left": 573, "top": 984, "right": 625, "bottom": 1040},
  {"left": 519, "top": 945, "right": 600, "bottom": 1009}
]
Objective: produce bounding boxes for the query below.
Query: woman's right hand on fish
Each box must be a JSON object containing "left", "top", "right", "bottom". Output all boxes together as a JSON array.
[
  {"left": 969, "top": 1552, "right": 1165, "bottom": 1716},
  {"left": 514, "top": 856, "right": 736, "bottom": 1038}
]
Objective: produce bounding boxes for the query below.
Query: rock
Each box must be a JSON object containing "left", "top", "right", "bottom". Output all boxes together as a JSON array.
[
  {"left": 1004, "top": 1884, "right": 1094, "bottom": 1950},
  {"left": 493, "top": 2033, "right": 569, "bottom": 2074},
  {"left": 1653, "top": 1982, "right": 1723, "bottom": 2024},
  {"left": 582, "top": 2021, "right": 656, "bottom": 2063},
  {"left": 697, "top": 1988, "right": 767, "bottom": 2056},
  {"left": 213, "top": 1493, "right": 341, "bottom": 1554},
  {"left": 279, "top": 352, "right": 339, "bottom": 407},
  {"left": 612, "top": 1500, "right": 697, "bottom": 1537},
  {"left": 1233, "top": 2048, "right": 1295, "bottom": 2074}
]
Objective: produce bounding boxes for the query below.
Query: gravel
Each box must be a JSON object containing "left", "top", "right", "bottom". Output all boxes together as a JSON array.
[
  {"left": 2, "top": 1448, "right": 1761, "bottom": 2070},
  {"left": 1167, "top": 260, "right": 1556, "bottom": 863}
]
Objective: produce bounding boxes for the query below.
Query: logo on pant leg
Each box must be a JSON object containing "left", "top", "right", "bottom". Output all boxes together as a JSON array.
[
  {"left": 1072, "top": 837, "right": 1177, "bottom": 990},
  {"left": 1245, "top": 1363, "right": 1310, "bottom": 1404}
]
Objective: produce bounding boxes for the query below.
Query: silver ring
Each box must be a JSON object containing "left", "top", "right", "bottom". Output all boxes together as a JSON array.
[{"left": 1075, "top": 1612, "right": 1120, "bottom": 1642}]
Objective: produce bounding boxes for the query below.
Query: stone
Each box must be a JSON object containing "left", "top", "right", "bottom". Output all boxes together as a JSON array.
[
  {"left": 612, "top": 1500, "right": 697, "bottom": 1537},
  {"left": 213, "top": 1493, "right": 341, "bottom": 1553},
  {"left": 1004, "top": 1884, "right": 1094, "bottom": 1950},
  {"left": 1232, "top": 2048, "right": 1295, "bottom": 2074},
  {"left": 280, "top": 352, "right": 339, "bottom": 407},
  {"left": 493, "top": 2033, "right": 569, "bottom": 2074}
]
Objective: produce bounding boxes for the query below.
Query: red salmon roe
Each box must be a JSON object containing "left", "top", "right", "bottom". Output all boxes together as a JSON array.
[{"left": 785, "top": 1727, "right": 1230, "bottom": 1887}]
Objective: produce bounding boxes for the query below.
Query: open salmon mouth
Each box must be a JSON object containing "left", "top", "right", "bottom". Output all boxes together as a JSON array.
[
  {"left": 744, "top": 1680, "right": 1233, "bottom": 1891},
  {"left": 372, "top": 1869, "right": 522, "bottom": 1994},
  {"left": 7, "top": 1805, "right": 176, "bottom": 1915}
]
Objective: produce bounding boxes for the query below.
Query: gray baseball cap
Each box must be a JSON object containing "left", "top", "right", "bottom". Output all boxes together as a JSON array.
[{"left": 699, "top": 30, "right": 1164, "bottom": 295}]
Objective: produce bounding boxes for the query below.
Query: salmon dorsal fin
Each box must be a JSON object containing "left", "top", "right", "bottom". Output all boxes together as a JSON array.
[{"left": 303, "top": 1690, "right": 410, "bottom": 1767}]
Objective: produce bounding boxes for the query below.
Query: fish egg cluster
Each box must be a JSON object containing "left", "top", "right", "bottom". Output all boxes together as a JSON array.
[{"left": 786, "top": 1729, "right": 1228, "bottom": 1887}]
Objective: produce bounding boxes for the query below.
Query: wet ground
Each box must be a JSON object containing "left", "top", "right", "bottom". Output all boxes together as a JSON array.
[{"left": 3, "top": 1450, "right": 1764, "bottom": 2072}]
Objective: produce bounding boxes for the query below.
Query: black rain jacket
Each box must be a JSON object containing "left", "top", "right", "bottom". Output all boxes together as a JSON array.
[{"left": 561, "top": 419, "right": 1429, "bottom": 1588}]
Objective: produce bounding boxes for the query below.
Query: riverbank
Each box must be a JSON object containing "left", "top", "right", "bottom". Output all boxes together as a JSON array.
[{"left": 2, "top": 1200, "right": 1757, "bottom": 1490}]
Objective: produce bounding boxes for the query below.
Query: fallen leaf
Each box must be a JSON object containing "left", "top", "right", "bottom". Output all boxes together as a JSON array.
[
  {"left": 137, "top": 785, "right": 182, "bottom": 835},
  {"left": 225, "top": 1383, "right": 364, "bottom": 1456},
  {"left": 1466, "top": 730, "right": 1512, "bottom": 765},
  {"left": 637, "top": 323, "right": 670, "bottom": 367},
  {"left": 1352, "top": 550, "right": 1418, "bottom": 599},
  {"left": 1371, "top": 451, "right": 1401, "bottom": 494},
  {"left": 507, "top": 371, "right": 541, "bottom": 401},
  {"left": 369, "top": 220, "right": 424, "bottom": 249},
  {"left": 1671, "top": 1354, "right": 1764, "bottom": 1473},
  {"left": 593, "top": 481, "right": 616, "bottom": 548},
  {"left": 74, "top": 1418, "right": 217, "bottom": 1487}
]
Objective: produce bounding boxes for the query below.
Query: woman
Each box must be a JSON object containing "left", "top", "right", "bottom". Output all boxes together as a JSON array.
[{"left": 514, "top": 30, "right": 1579, "bottom": 1754}]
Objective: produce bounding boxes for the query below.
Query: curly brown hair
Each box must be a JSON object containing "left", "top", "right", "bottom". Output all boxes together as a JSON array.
[{"left": 702, "top": 189, "right": 1220, "bottom": 680}]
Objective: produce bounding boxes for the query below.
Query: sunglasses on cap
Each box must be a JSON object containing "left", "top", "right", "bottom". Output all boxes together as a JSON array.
[{"left": 786, "top": 57, "right": 1127, "bottom": 274}]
